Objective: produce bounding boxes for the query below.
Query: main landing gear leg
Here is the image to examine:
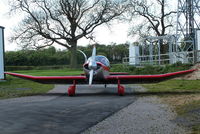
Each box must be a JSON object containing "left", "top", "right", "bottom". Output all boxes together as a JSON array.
[
  {"left": 118, "top": 80, "right": 125, "bottom": 96},
  {"left": 68, "top": 80, "right": 76, "bottom": 96}
]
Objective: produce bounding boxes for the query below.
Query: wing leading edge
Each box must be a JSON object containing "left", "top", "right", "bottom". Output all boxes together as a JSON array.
[
  {"left": 105, "top": 69, "right": 196, "bottom": 84},
  {"left": 5, "top": 69, "right": 195, "bottom": 84}
]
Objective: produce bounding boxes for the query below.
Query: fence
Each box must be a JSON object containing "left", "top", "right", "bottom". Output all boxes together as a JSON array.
[{"left": 123, "top": 51, "right": 200, "bottom": 66}]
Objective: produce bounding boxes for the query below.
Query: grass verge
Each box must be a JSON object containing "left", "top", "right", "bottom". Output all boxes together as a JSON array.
[
  {"left": 1, "top": 69, "right": 83, "bottom": 99},
  {"left": 12, "top": 69, "right": 83, "bottom": 76},
  {"left": 0, "top": 76, "right": 54, "bottom": 99},
  {"left": 160, "top": 95, "right": 200, "bottom": 134},
  {"left": 142, "top": 79, "right": 200, "bottom": 133},
  {"left": 142, "top": 79, "right": 200, "bottom": 93},
  {"left": 175, "top": 99, "right": 200, "bottom": 134}
]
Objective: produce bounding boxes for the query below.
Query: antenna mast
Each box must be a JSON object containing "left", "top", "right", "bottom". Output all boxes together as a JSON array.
[{"left": 176, "top": 0, "right": 200, "bottom": 52}]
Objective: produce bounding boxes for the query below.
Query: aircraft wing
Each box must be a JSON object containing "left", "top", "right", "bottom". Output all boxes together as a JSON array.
[
  {"left": 5, "top": 69, "right": 195, "bottom": 85},
  {"left": 105, "top": 69, "right": 196, "bottom": 84},
  {"left": 5, "top": 72, "right": 87, "bottom": 84}
]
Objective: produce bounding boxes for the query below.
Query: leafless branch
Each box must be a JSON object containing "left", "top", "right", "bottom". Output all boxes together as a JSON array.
[
  {"left": 129, "top": 0, "right": 176, "bottom": 37},
  {"left": 9, "top": 0, "right": 128, "bottom": 50}
]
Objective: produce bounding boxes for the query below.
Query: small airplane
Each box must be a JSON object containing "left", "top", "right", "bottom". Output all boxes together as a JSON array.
[{"left": 5, "top": 45, "right": 195, "bottom": 96}]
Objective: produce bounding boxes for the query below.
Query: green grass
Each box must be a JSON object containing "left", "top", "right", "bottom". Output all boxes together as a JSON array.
[
  {"left": 11, "top": 69, "right": 83, "bottom": 76},
  {"left": 142, "top": 79, "right": 200, "bottom": 93},
  {"left": 192, "top": 125, "right": 200, "bottom": 134},
  {"left": 176, "top": 100, "right": 200, "bottom": 115},
  {"left": 111, "top": 63, "right": 192, "bottom": 74},
  {"left": 1, "top": 69, "right": 83, "bottom": 99},
  {"left": 0, "top": 76, "right": 54, "bottom": 99},
  {"left": 176, "top": 100, "right": 200, "bottom": 133}
]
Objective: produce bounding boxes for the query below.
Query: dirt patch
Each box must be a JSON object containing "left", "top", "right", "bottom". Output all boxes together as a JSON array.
[
  {"left": 179, "top": 63, "right": 200, "bottom": 80},
  {"left": 159, "top": 94, "right": 200, "bottom": 133},
  {"left": 160, "top": 94, "right": 200, "bottom": 107}
]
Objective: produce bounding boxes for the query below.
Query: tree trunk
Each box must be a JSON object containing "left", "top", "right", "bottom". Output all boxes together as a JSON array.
[
  {"left": 160, "top": 39, "right": 168, "bottom": 54},
  {"left": 69, "top": 41, "right": 77, "bottom": 68}
]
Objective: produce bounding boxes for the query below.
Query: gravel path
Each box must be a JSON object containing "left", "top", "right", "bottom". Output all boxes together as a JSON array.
[{"left": 82, "top": 96, "right": 190, "bottom": 134}]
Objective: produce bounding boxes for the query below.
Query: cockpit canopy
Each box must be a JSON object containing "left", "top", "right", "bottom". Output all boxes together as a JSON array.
[{"left": 87, "top": 55, "right": 110, "bottom": 67}]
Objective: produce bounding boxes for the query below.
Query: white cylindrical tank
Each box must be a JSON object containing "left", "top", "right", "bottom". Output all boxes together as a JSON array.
[
  {"left": 196, "top": 30, "right": 200, "bottom": 62},
  {"left": 129, "top": 43, "right": 140, "bottom": 65}
]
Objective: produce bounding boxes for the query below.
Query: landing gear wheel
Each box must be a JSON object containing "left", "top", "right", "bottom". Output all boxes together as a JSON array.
[
  {"left": 118, "top": 85, "right": 125, "bottom": 96},
  {"left": 68, "top": 80, "right": 76, "bottom": 96},
  {"left": 68, "top": 85, "right": 76, "bottom": 96},
  {"left": 117, "top": 79, "right": 125, "bottom": 96}
]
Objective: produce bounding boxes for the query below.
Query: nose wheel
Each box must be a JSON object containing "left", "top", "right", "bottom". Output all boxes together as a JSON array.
[{"left": 118, "top": 80, "right": 125, "bottom": 96}]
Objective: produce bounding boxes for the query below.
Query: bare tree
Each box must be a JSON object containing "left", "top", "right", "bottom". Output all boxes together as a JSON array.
[
  {"left": 129, "top": 0, "right": 176, "bottom": 53},
  {"left": 9, "top": 0, "right": 127, "bottom": 68}
]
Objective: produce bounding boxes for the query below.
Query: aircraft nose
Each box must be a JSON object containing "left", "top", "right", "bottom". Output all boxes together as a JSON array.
[{"left": 88, "top": 61, "right": 97, "bottom": 70}]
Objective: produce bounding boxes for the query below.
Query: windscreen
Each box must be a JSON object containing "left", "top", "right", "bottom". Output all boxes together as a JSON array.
[
  {"left": 88, "top": 55, "right": 110, "bottom": 67},
  {"left": 95, "top": 55, "right": 110, "bottom": 67}
]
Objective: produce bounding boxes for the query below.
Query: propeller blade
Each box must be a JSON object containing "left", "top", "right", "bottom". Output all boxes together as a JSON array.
[
  {"left": 89, "top": 45, "right": 97, "bottom": 70},
  {"left": 89, "top": 45, "right": 97, "bottom": 85},
  {"left": 89, "top": 70, "right": 94, "bottom": 85},
  {"left": 92, "top": 45, "right": 96, "bottom": 60},
  {"left": 78, "top": 50, "right": 87, "bottom": 63}
]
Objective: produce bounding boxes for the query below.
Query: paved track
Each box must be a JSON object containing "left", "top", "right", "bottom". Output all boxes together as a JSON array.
[{"left": 0, "top": 85, "right": 136, "bottom": 134}]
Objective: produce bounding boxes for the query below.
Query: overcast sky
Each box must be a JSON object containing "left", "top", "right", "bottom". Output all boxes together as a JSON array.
[
  {"left": 0, "top": 0, "right": 134, "bottom": 51},
  {"left": 0, "top": 0, "right": 178, "bottom": 51}
]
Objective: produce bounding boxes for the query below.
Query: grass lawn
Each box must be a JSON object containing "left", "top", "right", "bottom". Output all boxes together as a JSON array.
[
  {"left": 0, "top": 69, "right": 83, "bottom": 99},
  {"left": 0, "top": 76, "right": 54, "bottom": 99},
  {"left": 12, "top": 69, "right": 83, "bottom": 76},
  {"left": 142, "top": 79, "right": 200, "bottom": 93}
]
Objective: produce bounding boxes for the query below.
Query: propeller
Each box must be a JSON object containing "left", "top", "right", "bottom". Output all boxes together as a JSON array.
[
  {"left": 88, "top": 45, "right": 97, "bottom": 85},
  {"left": 78, "top": 50, "right": 87, "bottom": 63},
  {"left": 89, "top": 69, "right": 94, "bottom": 85}
]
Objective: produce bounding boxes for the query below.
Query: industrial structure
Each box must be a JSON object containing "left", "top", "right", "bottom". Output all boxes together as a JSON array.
[
  {"left": 0, "top": 26, "right": 5, "bottom": 80},
  {"left": 125, "top": 0, "right": 200, "bottom": 66}
]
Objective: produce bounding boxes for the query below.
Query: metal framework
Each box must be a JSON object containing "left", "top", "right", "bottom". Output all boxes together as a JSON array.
[
  {"left": 125, "top": 0, "right": 200, "bottom": 66},
  {"left": 141, "top": 35, "right": 176, "bottom": 64},
  {"left": 176, "top": 0, "right": 200, "bottom": 52}
]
